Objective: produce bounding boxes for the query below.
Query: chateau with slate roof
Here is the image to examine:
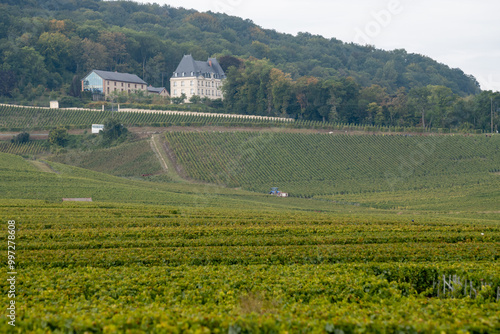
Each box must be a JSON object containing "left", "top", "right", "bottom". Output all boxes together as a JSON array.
[{"left": 170, "top": 55, "right": 225, "bottom": 101}]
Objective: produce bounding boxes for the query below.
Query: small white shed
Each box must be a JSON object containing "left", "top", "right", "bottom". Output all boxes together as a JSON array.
[{"left": 92, "top": 124, "right": 105, "bottom": 134}]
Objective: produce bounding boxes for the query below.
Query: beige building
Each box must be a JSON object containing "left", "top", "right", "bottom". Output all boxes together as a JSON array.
[
  {"left": 170, "top": 55, "right": 226, "bottom": 101},
  {"left": 82, "top": 70, "right": 147, "bottom": 99},
  {"left": 147, "top": 86, "right": 170, "bottom": 98}
]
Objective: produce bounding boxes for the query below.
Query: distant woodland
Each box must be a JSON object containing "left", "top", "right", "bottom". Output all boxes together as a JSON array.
[{"left": 0, "top": 0, "right": 498, "bottom": 130}]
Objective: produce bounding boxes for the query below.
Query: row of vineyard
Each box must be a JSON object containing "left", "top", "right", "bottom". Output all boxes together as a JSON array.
[
  {"left": 0, "top": 104, "right": 487, "bottom": 133},
  {"left": 48, "top": 139, "right": 164, "bottom": 177},
  {"left": 165, "top": 131, "right": 500, "bottom": 196},
  {"left": 0, "top": 198, "right": 498, "bottom": 332},
  {"left": 0, "top": 141, "right": 48, "bottom": 155}
]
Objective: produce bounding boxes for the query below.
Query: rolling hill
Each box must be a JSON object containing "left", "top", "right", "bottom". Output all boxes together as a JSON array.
[{"left": 163, "top": 131, "right": 500, "bottom": 197}]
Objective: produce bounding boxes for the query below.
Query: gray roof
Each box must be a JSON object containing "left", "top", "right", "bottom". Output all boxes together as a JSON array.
[
  {"left": 172, "top": 55, "right": 226, "bottom": 79},
  {"left": 147, "top": 86, "right": 168, "bottom": 94},
  {"left": 89, "top": 70, "right": 147, "bottom": 85}
]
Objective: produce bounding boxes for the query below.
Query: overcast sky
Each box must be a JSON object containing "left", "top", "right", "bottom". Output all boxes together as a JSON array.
[{"left": 138, "top": 0, "right": 500, "bottom": 92}]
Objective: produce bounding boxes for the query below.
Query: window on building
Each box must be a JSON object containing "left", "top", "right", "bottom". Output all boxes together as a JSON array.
[
  {"left": 174, "top": 82, "right": 177, "bottom": 87},
  {"left": 82, "top": 72, "right": 105, "bottom": 93},
  {"left": 181, "top": 81, "right": 185, "bottom": 86},
  {"left": 190, "top": 89, "right": 194, "bottom": 94},
  {"left": 201, "top": 89, "right": 204, "bottom": 94},
  {"left": 128, "top": 84, "right": 130, "bottom": 88},
  {"left": 128, "top": 89, "right": 130, "bottom": 94},
  {"left": 174, "top": 89, "right": 177, "bottom": 95},
  {"left": 181, "top": 89, "right": 185, "bottom": 94},
  {"left": 114, "top": 82, "right": 116, "bottom": 86},
  {"left": 135, "top": 84, "right": 137, "bottom": 88},
  {"left": 190, "top": 81, "right": 193, "bottom": 86},
  {"left": 121, "top": 83, "right": 124, "bottom": 87}
]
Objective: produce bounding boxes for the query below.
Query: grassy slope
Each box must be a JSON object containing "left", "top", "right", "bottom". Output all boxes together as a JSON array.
[
  {"left": 0, "top": 152, "right": 356, "bottom": 212},
  {"left": 49, "top": 139, "right": 164, "bottom": 178}
]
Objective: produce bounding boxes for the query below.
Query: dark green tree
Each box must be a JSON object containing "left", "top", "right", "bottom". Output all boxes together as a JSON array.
[
  {"left": 102, "top": 118, "right": 128, "bottom": 142},
  {"left": 408, "top": 86, "right": 431, "bottom": 130},
  {"left": 11, "top": 132, "right": 30, "bottom": 144},
  {"left": 49, "top": 127, "right": 68, "bottom": 147},
  {"left": 171, "top": 93, "right": 187, "bottom": 105}
]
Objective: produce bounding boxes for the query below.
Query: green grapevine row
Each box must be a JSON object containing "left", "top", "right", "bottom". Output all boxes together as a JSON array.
[
  {"left": 0, "top": 141, "right": 47, "bottom": 155},
  {"left": 0, "top": 198, "right": 498, "bottom": 332}
]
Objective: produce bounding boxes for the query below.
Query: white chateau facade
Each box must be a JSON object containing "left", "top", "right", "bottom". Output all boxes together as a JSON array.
[{"left": 170, "top": 55, "right": 226, "bottom": 101}]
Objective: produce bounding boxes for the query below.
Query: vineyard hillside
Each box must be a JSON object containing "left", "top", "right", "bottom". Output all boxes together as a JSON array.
[
  {"left": 0, "top": 104, "right": 483, "bottom": 134},
  {"left": 49, "top": 139, "right": 165, "bottom": 179},
  {"left": 164, "top": 131, "right": 500, "bottom": 197},
  {"left": 0, "top": 152, "right": 352, "bottom": 212},
  {"left": 1, "top": 146, "right": 499, "bottom": 332}
]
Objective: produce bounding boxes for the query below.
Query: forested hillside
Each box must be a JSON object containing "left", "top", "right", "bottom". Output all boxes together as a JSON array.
[{"left": 0, "top": 0, "right": 498, "bottom": 130}]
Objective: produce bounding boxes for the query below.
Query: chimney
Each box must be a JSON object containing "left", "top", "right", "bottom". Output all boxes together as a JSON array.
[{"left": 209, "top": 60, "right": 212, "bottom": 67}]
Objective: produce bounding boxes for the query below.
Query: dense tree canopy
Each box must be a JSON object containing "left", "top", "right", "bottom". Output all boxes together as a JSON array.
[
  {"left": 222, "top": 57, "right": 499, "bottom": 130},
  {"left": 0, "top": 0, "right": 497, "bottom": 131}
]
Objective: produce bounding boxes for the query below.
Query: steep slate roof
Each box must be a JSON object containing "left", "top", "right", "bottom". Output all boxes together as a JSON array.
[
  {"left": 91, "top": 70, "right": 147, "bottom": 85},
  {"left": 147, "top": 86, "right": 168, "bottom": 94},
  {"left": 172, "top": 55, "right": 226, "bottom": 79}
]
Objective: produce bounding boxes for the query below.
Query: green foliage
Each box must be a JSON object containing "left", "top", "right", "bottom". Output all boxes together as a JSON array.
[
  {"left": 101, "top": 117, "right": 128, "bottom": 144},
  {"left": 48, "top": 127, "right": 68, "bottom": 147},
  {"left": 10, "top": 131, "right": 30, "bottom": 143},
  {"left": 189, "top": 95, "right": 201, "bottom": 104},
  {"left": 171, "top": 93, "right": 187, "bottom": 105},
  {"left": 222, "top": 57, "right": 497, "bottom": 130}
]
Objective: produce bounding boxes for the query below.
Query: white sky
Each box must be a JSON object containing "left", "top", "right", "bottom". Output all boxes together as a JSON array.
[{"left": 138, "top": 0, "right": 500, "bottom": 92}]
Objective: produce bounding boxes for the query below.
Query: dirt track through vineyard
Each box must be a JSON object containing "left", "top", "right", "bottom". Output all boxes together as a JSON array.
[{"left": 150, "top": 135, "right": 168, "bottom": 172}]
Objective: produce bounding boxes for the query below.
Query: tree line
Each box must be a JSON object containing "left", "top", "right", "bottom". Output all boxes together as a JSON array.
[
  {"left": 221, "top": 57, "right": 499, "bottom": 131},
  {"left": 0, "top": 0, "right": 496, "bottom": 131}
]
